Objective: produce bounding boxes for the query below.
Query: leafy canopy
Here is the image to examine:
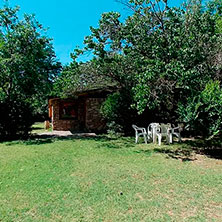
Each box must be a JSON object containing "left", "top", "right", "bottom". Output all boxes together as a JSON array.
[
  {"left": 56, "top": 0, "right": 222, "bottom": 137},
  {"left": 0, "top": 2, "right": 61, "bottom": 139}
]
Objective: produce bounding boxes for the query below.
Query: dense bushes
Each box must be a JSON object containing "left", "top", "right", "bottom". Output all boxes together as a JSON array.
[
  {"left": 0, "top": 100, "right": 34, "bottom": 140},
  {"left": 100, "top": 91, "right": 138, "bottom": 135},
  {"left": 178, "top": 81, "right": 222, "bottom": 137}
]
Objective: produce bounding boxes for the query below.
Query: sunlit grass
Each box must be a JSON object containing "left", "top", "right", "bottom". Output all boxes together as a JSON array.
[
  {"left": 0, "top": 135, "right": 221, "bottom": 221},
  {"left": 31, "top": 122, "right": 52, "bottom": 134}
]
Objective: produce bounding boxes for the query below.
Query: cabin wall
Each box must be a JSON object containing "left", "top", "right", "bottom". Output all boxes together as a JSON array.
[
  {"left": 85, "top": 98, "right": 106, "bottom": 132},
  {"left": 50, "top": 97, "right": 106, "bottom": 132},
  {"left": 51, "top": 99, "right": 85, "bottom": 131}
]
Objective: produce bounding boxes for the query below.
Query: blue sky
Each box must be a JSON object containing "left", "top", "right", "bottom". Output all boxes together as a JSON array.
[{"left": 3, "top": 0, "right": 184, "bottom": 65}]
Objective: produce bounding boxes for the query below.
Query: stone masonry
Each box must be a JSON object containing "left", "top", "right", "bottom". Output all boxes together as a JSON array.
[
  {"left": 50, "top": 97, "right": 106, "bottom": 132},
  {"left": 51, "top": 99, "right": 84, "bottom": 131},
  {"left": 85, "top": 98, "right": 106, "bottom": 132}
]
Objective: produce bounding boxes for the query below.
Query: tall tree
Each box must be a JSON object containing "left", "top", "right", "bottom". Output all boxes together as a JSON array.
[
  {"left": 60, "top": 0, "right": 222, "bottom": 136},
  {"left": 0, "top": 3, "right": 61, "bottom": 139}
]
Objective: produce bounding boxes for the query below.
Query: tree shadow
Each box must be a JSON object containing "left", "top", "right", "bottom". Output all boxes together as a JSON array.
[
  {"left": 183, "top": 136, "right": 222, "bottom": 160},
  {"left": 151, "top": 136, "right": 222, "bottom": 161},
  {"left": 153, "top": 146, "right": 196, "bottom": 162},
  {"left": 133, "top": 149, "right": 154, "bottom": 156},
  {"left": 2, "top": 133, "right": 221, "bottom": 160},
  {"left": 98, "top": 141, "right": 135, "bottom": 149},
  {"left": 31, "top": 127, "right": 43, "bottom": 130},
  {"left": 94, "top": 136, "right": 135, "bottom": 149},
  {"left": 2, "top": 134, "right": 135, "bottom": 149},
  {"left": 4, "top": 135, "right": 56, "bottom": 146}
]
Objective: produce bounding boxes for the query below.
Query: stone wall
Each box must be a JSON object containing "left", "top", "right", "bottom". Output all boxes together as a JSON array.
[
  {"left": 50, "top": 97, "right": 106, "bottom": 132},
  {"left": 85, "top": 98, "right": 106, "bottom": 132},
  {"left": 51, "top": 99, "right": 84, "bottom": 131}
]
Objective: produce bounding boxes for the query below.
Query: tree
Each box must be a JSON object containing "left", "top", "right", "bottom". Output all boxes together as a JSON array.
[
  {"left": 59, "top": 0, "right": 222, "bottom": 137},
  {"left": 0, "top": 3, "right": 61, "bottom": 139},
  {"left": 53, "top": 59, "right": 114, "bottom": 98}
]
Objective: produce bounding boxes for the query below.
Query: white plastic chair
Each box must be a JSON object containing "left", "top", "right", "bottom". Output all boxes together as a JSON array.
[
  {"left": 132, "top": 125, "right": 147, "bottom": 144},
  {"left": 147, "top": 123, "right": 160, "bottom": 142},
  {"left": 172, "top": 124, "right": 182, "bottom": 142},
  {"left": 155, "top": 123, "right": 173, "bottom": 145}
]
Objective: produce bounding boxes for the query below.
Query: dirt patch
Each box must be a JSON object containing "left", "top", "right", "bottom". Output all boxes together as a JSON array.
[{"left": 192, "top": 154, "right": 222, "bottom": 169}]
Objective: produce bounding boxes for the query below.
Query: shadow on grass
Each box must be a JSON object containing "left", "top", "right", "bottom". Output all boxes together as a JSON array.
[
  {"left": 31, "top": 127, "right": 43, "bottom": 130},
  {"left": 3, "top": 134, "right": 135, "bottom": 149},
  {"left": 133, "top": 149, "right": 154, "bottom": 156},
  {"left": 183, "top": 136, "right": 222, "bottom": 160},
  {"left": 153, "top": 146, "right": 196, "bottom": 162},
  {"left": 151, "top": 136, "right": 222, "bottom": 161},
  {"left": 3, "top": 135, "right": 55, "bottom": 146},
  {"left": 132, "top": 142, "right": 196, "bottom": 161},
  {"left": 96, "top": 137, "right": 135, "bottom": 149},
  {"left": 2, "top": 133, "right": 221, "bottom": 160}
]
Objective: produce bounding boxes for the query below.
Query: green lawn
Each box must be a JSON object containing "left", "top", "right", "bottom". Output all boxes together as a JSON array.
[
  {"left": 31, "top": 122, "right": 52, "bottom": 134},
  {"left": 0, "top": 132, "right": 221, "bottom": 221}
]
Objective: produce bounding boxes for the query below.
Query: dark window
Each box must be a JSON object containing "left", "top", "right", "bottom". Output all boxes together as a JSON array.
[{"left": 59, "top": 101, "right": 78, "bottom": 120}]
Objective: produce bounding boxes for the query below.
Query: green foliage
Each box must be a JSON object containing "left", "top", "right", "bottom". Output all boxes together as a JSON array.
[
  {"left": 101, "top": 91, "right": 137, "bottom": 135},
  {"left": 100, "top": 93, "right": 124, "bottom": 137},
  {"left": 0, "top": 2, "right": 61, "bottom": 139},
  {"left": 0, "top": 99, "right": 34, "bottom": 140},
  {"left": 200, "top": 81, "right": 222, "bottom": 137},
  {"left": 59, "top": 0, "right": 222, "bottom": 136},
  {"left": 52, "top": 61, "right": 81, "bottom": 98},
  {"left": 106, "top": 121, "right": 124, "bottom": 137},
  {"left": 101, "top": 92, "right": 121, "bottom": 121},
  {"left": 130, "top": 0, "right": 219, "bottom": 115},
  {"left": 53, "top": 59, "right": 115, "bottom": 98},
  {"left": 177, "top": 97, "right": 203, "bottom": 135},
  {"left": 178, "top": 81, "right": 222, "bottom": 137}
]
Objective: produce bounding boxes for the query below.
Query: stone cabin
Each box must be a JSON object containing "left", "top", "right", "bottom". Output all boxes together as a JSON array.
[{"left": 48, "top": 87, "right": 115, "bottom": 132}]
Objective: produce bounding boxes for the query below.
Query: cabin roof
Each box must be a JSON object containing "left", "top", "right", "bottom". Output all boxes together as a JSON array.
[{"left": 49, "top": 86, "right": 118, "bottom": 105}]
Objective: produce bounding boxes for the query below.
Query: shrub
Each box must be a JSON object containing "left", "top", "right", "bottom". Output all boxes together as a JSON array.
[
  {"left": 200, "top": 80, "right": 222, "bottom": 137},
  {"left": 101, "top": 91, "right": 137, "bottom": 135},
  {"left": 0, "top": 100, "right": 35, "bottom": 140},
  {"left": 178, "top": 81, "right": 222, "bottom": 138}
]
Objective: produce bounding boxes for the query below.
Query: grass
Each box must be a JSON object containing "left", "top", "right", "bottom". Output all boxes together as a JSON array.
[
  {"left": 0, "top": 128, "right": 221, "bottom": 221},
  {"left": 31, "top": 122, "right": 52, "bottom": 134}
]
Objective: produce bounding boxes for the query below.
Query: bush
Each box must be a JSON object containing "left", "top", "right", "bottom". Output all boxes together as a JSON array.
[
  {"left": 178, "top": 81, "right": 222, "bottom": 138},
  {"left": 200, "top": 80, "right": 222, "bottom": 137},
  {"left": 106, "top": 121, "right": 124, "bottom": 138},
  {"left": 101, "top": 91, "right": 137, "bottom": 135},
  {"left": 0, "top": 100, "right": 35, "bottom": 141}
]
